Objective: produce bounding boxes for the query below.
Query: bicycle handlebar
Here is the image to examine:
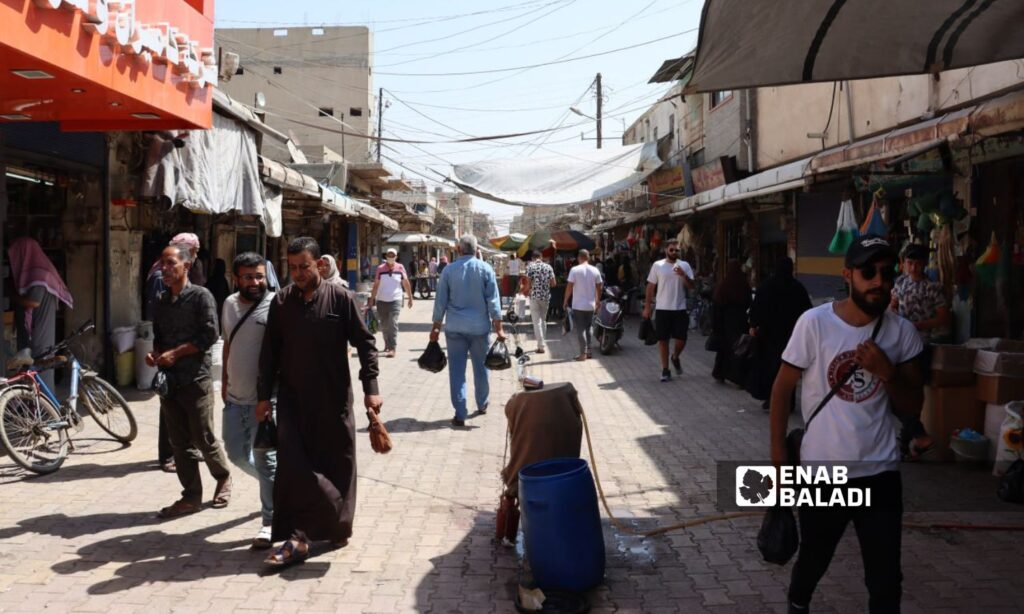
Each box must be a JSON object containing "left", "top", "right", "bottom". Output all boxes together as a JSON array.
[{"left": 34, "top": 320, "right": 95, "bottom": 361}]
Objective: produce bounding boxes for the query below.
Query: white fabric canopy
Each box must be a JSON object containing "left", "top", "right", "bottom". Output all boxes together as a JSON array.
[{"left": 449, "top": 142, "right": 661, "bottom": 207}]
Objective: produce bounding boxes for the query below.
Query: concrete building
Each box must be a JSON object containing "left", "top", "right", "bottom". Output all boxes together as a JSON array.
[
  {"left": 432, "top": 187, "right": 473, "bottom": 238},
  {"left": 215, "top": 26, "right": 375, "bottom": 164}
]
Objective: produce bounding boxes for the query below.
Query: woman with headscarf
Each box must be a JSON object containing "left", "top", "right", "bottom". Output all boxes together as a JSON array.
[
  {"left": 711, "top": 259, "right": 752, "bottom": 385},
  {"left": 8, "top": 237, "right": 74, "bottom": 392},
  {"left": 317, "top": 254, "right": 347, "bottom": 287},
  {"left": 746, "top": 256, "right": 812, "bottom": 408}
]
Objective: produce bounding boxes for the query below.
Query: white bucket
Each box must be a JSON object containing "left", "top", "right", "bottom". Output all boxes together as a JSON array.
[
  {"left": 111, "top": 326, "right": 137, "bottom": 354},
  {"left": 135, "top": 338, "right": 157, "bottom": 390}
]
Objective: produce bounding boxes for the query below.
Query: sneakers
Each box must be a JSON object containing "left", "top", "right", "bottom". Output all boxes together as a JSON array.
[
  {"left": 660, "top": 369, "right": 671, "bottom": 382},
  {"left": 252, "top": 525, "right": 273, "bottom": 550},
  {"left": 451, "top": 418, "right": 466, "bottom": 427},
  {"left": 671, "top": 355, "right": 682, "bottom": 375}
]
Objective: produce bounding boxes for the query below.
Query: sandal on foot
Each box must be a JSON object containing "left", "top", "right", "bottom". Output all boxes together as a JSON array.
[
  {"left": 157, "top": 499, "right": 200, "bottom": 519},
  {"left": 160, "top": 460, "right": 176, "bottom": 473},
  {"left": 212, "top": 476, "right": 233, "bottom": 509},
  {"left": 264, "top": 538, "right": 309, "bottom": 567},
  {"left": 908, "top": 440, "right": 935, "bottom": 460},
  {"left": 574, "top": 355, "right": 587, "bottom": 362}
]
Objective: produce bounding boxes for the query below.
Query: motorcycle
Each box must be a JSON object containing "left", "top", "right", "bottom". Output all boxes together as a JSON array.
[{"left": 593, "top": 286, "right": 634, "bottom": 355}]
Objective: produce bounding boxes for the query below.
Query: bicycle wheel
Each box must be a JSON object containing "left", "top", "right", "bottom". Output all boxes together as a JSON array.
[
  {"left": 79, "top": 376, "right": 138, "bottom": 443},
  {"left": 0, "top": 384, "right": 69, "bottom": 474}
]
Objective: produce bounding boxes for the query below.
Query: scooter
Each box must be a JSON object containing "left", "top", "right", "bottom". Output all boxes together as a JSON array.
[{"left": 593, "top": 286, "right": 633, "bottom": 355}]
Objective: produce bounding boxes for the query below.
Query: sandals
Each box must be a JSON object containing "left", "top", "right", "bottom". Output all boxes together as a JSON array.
[
  {"left": 160, "top": 460, "right": 176, "bottom": 473},
  {"left": 212, "top": 476, "right": 233, "bottom": 509},
  {"left": 907, "top": 439, "right": 935, "bottom": 460},
  {"left": 157, "top": 499, "right": 200, "bottom": 519},
  {"left": 264, "top": 538, "right": 309, "bottom": 567}
]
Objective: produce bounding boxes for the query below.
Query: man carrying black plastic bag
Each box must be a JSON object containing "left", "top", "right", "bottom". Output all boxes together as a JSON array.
[{"left": 768, "top": 235, "right": 924, "bottom": 614}]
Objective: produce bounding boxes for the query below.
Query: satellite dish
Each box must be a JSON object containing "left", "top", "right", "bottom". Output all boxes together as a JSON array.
[{"left": 254, "top": 91, "right": 267, "bottom": 108}]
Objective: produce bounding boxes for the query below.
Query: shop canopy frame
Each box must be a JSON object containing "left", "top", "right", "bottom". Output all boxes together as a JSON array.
[
  {"left": 384, "top": 233, "right": 455, "bottom": 248},
  {"left": 686, "top": 0, "right": 1024, "bottom": 94}
]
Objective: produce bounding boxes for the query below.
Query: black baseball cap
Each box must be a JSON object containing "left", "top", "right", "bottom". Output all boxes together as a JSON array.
[
  {"left": 845, "top": 234, "right": 897, "bottom": 268},
  {"left": 902, "top": 244, "right": 929, "bottom": 262}
]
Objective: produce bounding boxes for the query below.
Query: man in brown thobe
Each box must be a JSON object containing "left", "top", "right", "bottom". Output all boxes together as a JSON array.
[{"left": 257, "top": 237, "right": 382, "bottom": 566}]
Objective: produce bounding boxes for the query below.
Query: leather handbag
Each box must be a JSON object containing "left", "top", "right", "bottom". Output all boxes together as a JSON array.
[
  {"left": 732, "top": 333, "right": 756, "bottom": 359},
  {"left": 253, "top": 416, "right": 277, "bottom": 451}
]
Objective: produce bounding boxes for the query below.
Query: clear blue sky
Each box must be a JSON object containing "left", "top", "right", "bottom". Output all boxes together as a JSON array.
[{"left": 216, "top": 0, "right": 705, "bottom": 231}]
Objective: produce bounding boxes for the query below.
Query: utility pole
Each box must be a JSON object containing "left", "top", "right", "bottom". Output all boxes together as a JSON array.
[
  {"left": 596, "top": 72, "right": 602, "bottom": 149},
  {"left": 376, "top": 87, "right": 384, "bottom": 162}
]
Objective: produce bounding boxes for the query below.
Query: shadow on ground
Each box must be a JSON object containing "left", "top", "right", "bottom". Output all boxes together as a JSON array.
[{"left": 42, "top": 511, "right": 332, "bottom": 594}]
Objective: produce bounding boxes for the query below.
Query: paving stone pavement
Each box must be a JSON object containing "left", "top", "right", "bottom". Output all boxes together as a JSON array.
[{"left": 2, "top": 298, "right": 1023, "bottom": 613}]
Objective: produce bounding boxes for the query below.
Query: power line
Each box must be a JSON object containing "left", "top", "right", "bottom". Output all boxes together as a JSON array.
[
  {"left": 216, "top": 0, "right": 559, "bottom": 27},
  {"left": 375, "top": 29, "right": 696, "bottom": 77}
]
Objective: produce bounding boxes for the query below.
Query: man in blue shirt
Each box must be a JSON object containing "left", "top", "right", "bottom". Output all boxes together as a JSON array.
[{"left": 430, "top": 235, "right": 506, "bottom": 427}]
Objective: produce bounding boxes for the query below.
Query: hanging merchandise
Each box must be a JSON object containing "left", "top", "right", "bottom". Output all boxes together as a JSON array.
[
  {"left": 859, "top": 197, "right": 888, "bottom": 236},
  {"left": 975, "top": 232, "right": 1001, "bottom": 287},
  {"left": 626, "top": 227, "right": 637, "bottom": 248},
  {"left": 828, "top": 199, "right": 860, "bottom": 254},
  {"left": 650, "top": 229, "right": 662, "bottom": 250}
]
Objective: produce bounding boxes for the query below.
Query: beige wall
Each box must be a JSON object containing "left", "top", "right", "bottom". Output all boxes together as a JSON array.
[
  {"left": 756, "top": 60, "right": 1024, "bottom": 168},
  {"left": 216, "top": 26, "right": 374, "bottom": 163}
]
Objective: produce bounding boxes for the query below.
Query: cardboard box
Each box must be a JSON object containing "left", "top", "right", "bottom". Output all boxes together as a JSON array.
[
  {"left": 976, "top": 373, "right": 1024, "bottom": 405},
  {"left": 984, "top": 403, "right": 1005, "bottom": 461},
  {"left": 974, "top": 350, "right": 1024, "bottom": 377},
  {"left": 931, "top": 345, "right": 977, "bottom": 371},
  {"left": 921, "top": 385, "right": 986, "bottom": 461},
  {"left": 930, "top": 369, "right": 976, "bottom": 388}
]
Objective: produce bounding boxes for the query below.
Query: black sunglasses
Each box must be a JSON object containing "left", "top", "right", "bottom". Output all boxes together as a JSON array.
[{"left": 857, "top": 263, "right": 896, "bottom": 282}]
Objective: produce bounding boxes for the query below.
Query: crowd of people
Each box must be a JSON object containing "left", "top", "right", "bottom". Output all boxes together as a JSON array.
[{"left": 5, "top": 224, "right": 949, "bottom": 608}]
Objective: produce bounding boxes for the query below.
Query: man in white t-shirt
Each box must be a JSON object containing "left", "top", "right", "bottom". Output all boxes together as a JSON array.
[
  {"left": 562, "top": 249, "right": 603, "bottom": 361},
  {"left": 507, "top": 253, "right": 521, "bottom": 299},
  {"left": 770, "top": 234, "right": 924, "bottom": 614},
  {"left": 643, "top": 240, "right": 695, "bottom": 382}
]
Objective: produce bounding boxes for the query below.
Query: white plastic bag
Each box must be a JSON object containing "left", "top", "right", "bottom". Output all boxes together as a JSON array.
[{"left": 994, "top": 401, "right": 1024, "bottom": 476}]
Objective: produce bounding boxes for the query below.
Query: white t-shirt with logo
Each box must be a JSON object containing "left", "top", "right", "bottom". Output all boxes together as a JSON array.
[
  {"left": 646, "top": 259, "right": 695, "bottom": 311},
  {"left": 567, "top": 263, "right": 603, "bottom": 311},
  {"left": 782, "top": 303, "right": 923, "bottom": 478}
]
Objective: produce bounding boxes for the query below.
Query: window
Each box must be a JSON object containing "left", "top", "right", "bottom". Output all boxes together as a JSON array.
[
  {"left": 668, "top": 114, "right": 675, "bottom": 141},
  {"left": 318, "top": 107, "right": 334, "bottom": 118},
  {"left": 653, "top": 126, "right": 659, "bottom": 141},
  {"left": 273, "top": 66, "right": 282, "bottom": 75},
  {"left": 349, "top": 107, "right": 363, "bottom": 117},
  {"left": 710, "top": 90, "right": 732, "bottom": 108}
]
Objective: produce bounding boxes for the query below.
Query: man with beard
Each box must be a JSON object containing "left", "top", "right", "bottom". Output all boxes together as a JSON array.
[
  {"left": 257, "top": 237, "right": 382, "bottom": 567},
  {"left": 147, "top": 243, "right": 232, "bottom": 518},
  {"left": 769, "top": 235, "right": 924, "bottom": 614},
  {"left": 642, "top": 239, "right": 695, "bottom": 381},
  {"left": 221, "top": 252, "right": 277, "bottom": 549}
]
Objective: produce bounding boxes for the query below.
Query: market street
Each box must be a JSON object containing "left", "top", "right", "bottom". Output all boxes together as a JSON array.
[{"left": 2, "top": 299, "right": 1023, "bottom": 613}]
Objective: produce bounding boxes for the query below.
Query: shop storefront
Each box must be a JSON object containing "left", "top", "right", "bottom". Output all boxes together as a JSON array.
[{"left": 1, "top": 0, "right": 216, "bottom": 371}]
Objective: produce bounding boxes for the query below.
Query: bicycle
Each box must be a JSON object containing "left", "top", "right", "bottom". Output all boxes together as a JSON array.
[
  {"left": 0, "top": 320, "right": 138, "bottom": 474},
  {"left": 689, "top": 278, "right": 715, "bottom": 336}
]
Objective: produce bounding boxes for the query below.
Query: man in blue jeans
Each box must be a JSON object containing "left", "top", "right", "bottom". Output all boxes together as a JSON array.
[
  {"left": 430, "top": 235, "right": 505, "bottom": 428},
  {"left": 221, "top": 252, "right": 277, "bottom": 549}
]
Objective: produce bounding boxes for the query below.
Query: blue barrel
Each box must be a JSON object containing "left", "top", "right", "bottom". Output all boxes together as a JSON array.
[{"left": 519, "top": 457, "right": 605, "bottom": 591}]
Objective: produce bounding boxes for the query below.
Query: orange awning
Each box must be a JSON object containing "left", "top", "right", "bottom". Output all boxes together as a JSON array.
[{"left": 0, "top": 0, "right": 215, "bottom": 131}]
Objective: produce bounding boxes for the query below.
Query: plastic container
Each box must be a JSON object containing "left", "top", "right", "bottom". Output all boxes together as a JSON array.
[
  {"left": 951, "top": 434, "right": 991, "bottom": 463},
  {"left": 134, "top": 338, "right": 157, "bottom": 390},
  {"left": 518, "top": 457, "right": 605, "bottom": 592},
  {"left": 136, "top": 321, "right": 154, "bottom": 340},
  {"left": 111, "top": 326, "right": 137, "bottom": 354},
  {"left": 114, "top": 350, "right": 135, "bottom": 388}
]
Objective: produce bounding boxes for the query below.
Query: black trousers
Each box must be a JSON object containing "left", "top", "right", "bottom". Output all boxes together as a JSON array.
[
  {"left": 789, "top": 471, "right": 903, "bottom": 614},
  {"left": 158, "top": 412, "right": 174, "bottom": 463}
]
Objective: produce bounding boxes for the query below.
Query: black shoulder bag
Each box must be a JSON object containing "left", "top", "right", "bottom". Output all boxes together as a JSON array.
[{"left": 785, "top": 315, "right": 884, "bottom": 465}]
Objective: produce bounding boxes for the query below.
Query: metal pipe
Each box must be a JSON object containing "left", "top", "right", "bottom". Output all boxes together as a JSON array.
[
  {"left": 844, "top": 80, "right": 855, "bottom": 144},
  {"left": 102, "top": 135, "right": 113, "bottom": 380},
  {"left": 745, "top": 89, "right": 754, "bottom": 173}
]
